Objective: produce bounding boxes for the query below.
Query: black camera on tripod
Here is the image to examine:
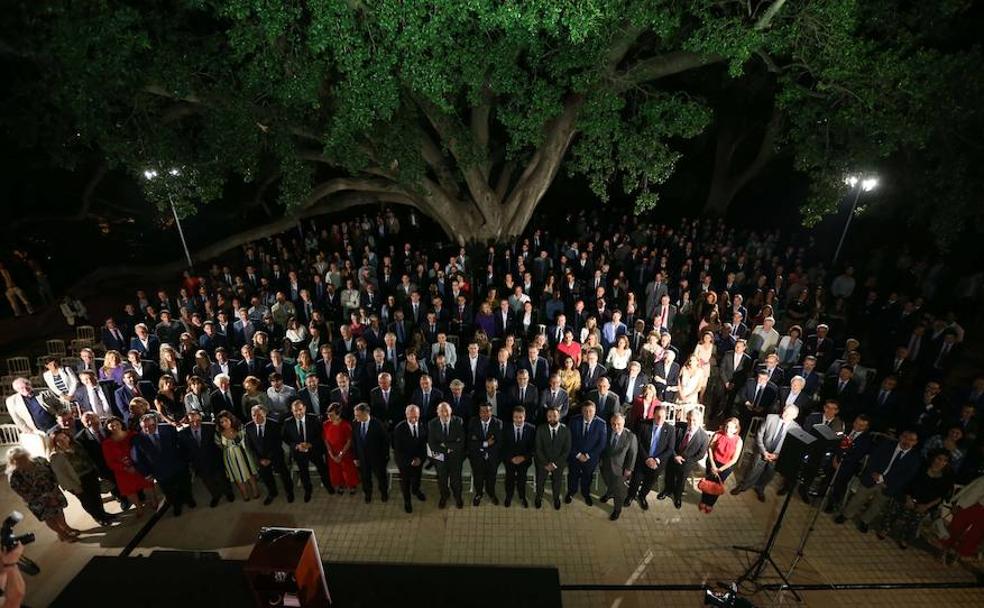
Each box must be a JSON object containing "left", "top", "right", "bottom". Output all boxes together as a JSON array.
[{"left": 1, "top": 512, "right": 36, "bottom": 551}]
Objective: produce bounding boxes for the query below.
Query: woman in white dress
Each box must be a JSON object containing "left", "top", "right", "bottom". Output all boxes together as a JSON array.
[{"left": 676, "top": 354, "right": 705, "bottom": 418}]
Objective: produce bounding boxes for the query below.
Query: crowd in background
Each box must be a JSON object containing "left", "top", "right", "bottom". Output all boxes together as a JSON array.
[{"left": 3, "top": 208, "right": 984, "bottom": 562}]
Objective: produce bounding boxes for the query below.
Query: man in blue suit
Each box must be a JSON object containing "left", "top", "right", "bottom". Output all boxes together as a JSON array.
[
  {"left": 564, "top": 401, "right": 607, "bottom": 505},
  {"left": 823, "top": 414, "right": 875, "bottom": 513},
  {"left": 625, "top": 404, "right": 675, "bottom": 510},
  {"left": 834, "top": 429, "right": 921, "bottom": 532},
  {"left": 131, "top": 415, "right": 195, "bottom": 516},
  {"left": 113, "top": 370, "right": 156, "bottom": 421}
]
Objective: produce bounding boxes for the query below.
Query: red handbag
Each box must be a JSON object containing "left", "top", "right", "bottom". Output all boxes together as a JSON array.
[{"left": 697, "top": 478, "right": 726, "bottom": 496}]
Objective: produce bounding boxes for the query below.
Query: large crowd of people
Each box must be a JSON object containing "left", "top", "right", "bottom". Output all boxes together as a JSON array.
[{"left": 3, "top": 209, "right": 983, "bottom": 563}]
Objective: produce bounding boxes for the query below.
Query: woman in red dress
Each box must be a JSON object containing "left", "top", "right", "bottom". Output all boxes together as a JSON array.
[
  {"left": 699, "top": 417, "right": 743, "bottom": 513},
  {"left": 323, "top": 404, "right": 359, "bottom": 494},
  {"left": 101, "top": 416, "right": 158, "bottom": 517},
  {"left": 628, "top": 384, "right": 661, "bottom": 431}
]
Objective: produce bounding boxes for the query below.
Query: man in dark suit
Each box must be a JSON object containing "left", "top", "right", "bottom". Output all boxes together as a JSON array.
[
  {"left": 131, "top": 416, "right": 195, "bottom": 516},
  {"left": 76, "top": 411, "right": 128, "bottom": 509},
  {"left": 626, "top": 405, "right": 675, "bottom": 510},
  {"left": 298, "top": 375, "right": 332, "bottom": 420},
  {"left": 586, "top": 377, "right": 622, "bottom": 421},
  {"left": 234, "top": 344, "right": 268, "bottom": 385},
  {"left": 488, "top": 348, "right": 517, "bottom": 392},
  {"left": 329, "top": 373, "right": 362, "bottom": 421},
  {"left": 392, "top": 404, "right": 428, "bottom": 513},
  {"left": 821, "top": 366, "right": 860, "bottom": 419},
  {"left": 467, "top": 403, "right": 503, "bottom": 506},
  {"left": 101, "top": 318, "right": 128, "bottom": 353},
  {"left": 209, "top": 373, "right": 244, "bottom": 420},
  {"left": 865, "top": 375, "right": 903, "bottom": 432},
  {"left": 501, "top": 406, "right": 536, "bottom": 508},
  {"left": 835, "top": 429, "right": 921, "bottom": 532},
  {"left": 129, "top": 323, "right": 161, "bottom": 360},
  {"left": 282, "top": 400, "right": 335, "bottom": 502},
  {"left": 114, "top": 371, "right": 157, "bottom": 422},
  {"left": 823, "top": 414, "right": 875, "bottom": 512},
  {"left": 427, "top": 402, "right": 466, "bottom": 509},
  {"left": 790, "top": 356, "right": 823, "bottom": 398},
  {"left": 198, "top": 321, "right": 228, "bottom": 356},
  {"left": 314, "top": 344, "right": 342, "bottom": 389},
  {"left": 454, "top": 342, "right": 489, "bottom": 394},
  {"left": 352, "top": 403, "right": 390, "bottom": 503},
  {"left": 244, "top": 405, "right": 294, "bottom": 505},
  {"left": 720, "top": 340, "right": 753, "bottom": 397},
  {"left": 777, "top": 375, "right": 813, "bottom": 413},
  {"left": 564, "top": 401, "right": 607, "bottom": 505},
  {"left": 508, "top": 370, "right": 540, "bottom": 424},
  {"left": 446, "top": 380, "right": 474, "bottom": 424},
  {"left": 578, "top": 351, "right": 607, "bottom": 394},
  {"left": 534, "top": 407, "right": 571, "bottom": 510},
  {"left": 731, "top": 406, "right": 801, "bottom": 502},
  {"left": 615, "top": 362, "right": 648, "bottom": 406},
  {"left": 661, "top": 409, "right": 710, "bottom": 509},
  {"left": 540, "top": 375, "right": 571, "bottom": 421},
  {"left": 409, "top": 374, "right": 444, "bottom": 422},
  {"left": 651, "top": 350, "right": 680, "bottom": 401},
  {"left": 803, "top": 399, "right": 846, "bottom": 434},
  {"left": 736, "top": 370, "right": 779, "bottom": 432},
  {"left": 803, "top": 324, "right": 835, "bottom": 369},
  {"left": 178, "top": 411, "right": 234, "bottom": 508},
  {"left": 599, "top": 413, "right": 639, "bottom": 520},
  {"left": 369, "top": 372, "right": 403, "bottom": 427},
  {"left": 516, "top": 343, "right": 551, "bottom": 392}
]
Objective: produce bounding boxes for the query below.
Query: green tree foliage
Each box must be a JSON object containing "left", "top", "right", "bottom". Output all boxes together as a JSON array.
[{"left": 1, "top": 0, "right": 980, "bottom": 245}]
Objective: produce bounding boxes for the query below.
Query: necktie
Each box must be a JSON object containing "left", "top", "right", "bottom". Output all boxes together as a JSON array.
[
  {"left": 297, "top": 419, "right": 304, "bottom": 439},
  {"left": 194, "top": 428, "right": 201, "bottom": 445},
  {"left": 501, "top": 364, "right": 506, "bottom": 377},
  {"left": 583, "top": 422, "right": 589, "bottom": 436},
  {"left": 650, "top": 426, "right": 661, "bottom": 457},
  {"left": 361, "top": 421, "right": 368, "bottom": 438},
  {"left": 258, "top": 425, "right": 264, "bottom": 440},
  {"left": 515, "top": 426, "right": 521, "bottom": 442},
  {"left": 482, "top": 421, "right": 488, "bottom": 437},
  {"left": 520, "top": 387, "right": 525, "bottom": 402},
  {"left": 411, "top": 423, "right": 417, "bottom": 439},
  {"left": 443, "top": 421, "right": 449, "bottom": 437},
  {"left": 771, "top": 422, "right": 785, "bottom": 451},
  {"left": 678, "top": 430, "right": 692, "bottom": 454},
  {"left": 753, "top": 386, "right": 762, "bottom": 405},
  {"left": 878, "top": 390, "right": 887, "bottom": 405},
  {"left": 882, "top": 448, "right": 905, "bottom": 477},
  {"left": 551, "top": 428, "right": 557, "bottom": 441},
  {"left": 422, "top": 392, "right": 429, "bottom": 413}
]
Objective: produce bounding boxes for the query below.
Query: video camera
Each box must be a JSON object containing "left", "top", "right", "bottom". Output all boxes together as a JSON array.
[{"left": 1, "top": 512, "right": 35, "bottom": 551}]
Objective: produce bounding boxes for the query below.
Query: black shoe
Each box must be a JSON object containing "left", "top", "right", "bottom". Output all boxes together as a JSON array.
[
  {"left": 263, "top": 495, "right": 276, "bottom": 506},
  {"left": 553, "top": 498, "right": 561, "bottom": 510},
  {"left": 414, "top": 491, "right": 426, "bottom": 501},
  {"left": 857, "top": 522, "right": 869, "bottom": 534},
  {"left": 585, "top": 496, "right": 593, "bottom": 507},
  {"left": 473, "top": 495, "right": 482, "bottom": 507},
  {"left": 599, "top": 494, "right": 611, "bottom": 503},
  {"left": 823, "top": 504, "right": 835, "bottom": 514},
  {"left": 610, "top": 510, "right": 621, "bottom": 521},
  {"left": 119, "top": 498, "right": 132, "bottom": 510},
  {"left": 404, "top": 502, "right": 412, "bottom": 514},
  {"left": 173, "top": 505, "right": 183, "bottom": 517},
  {"left": 504, "top": 497, "right": 512, "bottom": 508},
  {"left": 657, "top": 492, "right": 668, "bottom": 500},
  {"left": 490, "top": 495, "right": 499, "bottom": 506},
  {"left": 187, "top": 499, "right": 196, "bottom": 509},
  {"left": 776, "top": 486, "right": 789, "bottom": 496},
  {"left": 439, "top": 497, "right": 448, "bottom": 509},
  {"left": 304, "top": 490, "right": 312, "bottom": 503},
  {"left": 364, "top": 494, "right": 371, "bottom": 503},
  {"left": 349, "top": 488, "right": 357, "bottom": 496},
  {"left": 381, "top": 492, "right": 389, "bottom": 503},
  {"left": 535, "top": 498, "right": 542, "bottom": 509},
  {"left": 564, "top": 494, "right": 573, "bottom": 504},
  {"left": 623, "top": 496, "right": 632, "bottom": 508},
  {"left": 286, "top": 494, "right": 295, "bottom": 504},
  {"left": 209, "top": 497, "right": 221, "bottom": 508},
  {"left": 755, "top": 491, "right": 766, "bottom": 503},
  {"left": 455, "top": 497, "right": 464, "bottom": 509},
  {"left": 521, "top": 498, "right": 529, "bottom": 509},
  {"left": 325, "top": 484, "right": 336, "bottom": 495},
  {"left": 640, "top": 497, "right": 650, "bottom": 511},
  {"left": 834, "top": 514, "right": 847, "bottom": 524},
  {"left": 729, "top": 488, "right": 742, "bottom": 496},
  {"left": 673, "top": 498, "right": 682, "bottom": 509},
  {"left": 226, "top": 493, "right": 235, "bottom": 503}
]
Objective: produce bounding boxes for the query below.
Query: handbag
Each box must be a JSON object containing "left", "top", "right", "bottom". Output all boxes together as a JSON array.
[{"left": 698, "top": 477, "right": 726, "bottom": 496}]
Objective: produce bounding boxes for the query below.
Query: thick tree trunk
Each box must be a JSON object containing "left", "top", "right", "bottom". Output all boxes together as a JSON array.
[{"left": 702, "top": 109, "right": 782, "bottom": 217}]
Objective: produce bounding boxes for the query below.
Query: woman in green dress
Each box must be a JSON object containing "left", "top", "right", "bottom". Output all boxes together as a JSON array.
[{"left": 214, "top": 410, "right": 260, "bottom": 501}]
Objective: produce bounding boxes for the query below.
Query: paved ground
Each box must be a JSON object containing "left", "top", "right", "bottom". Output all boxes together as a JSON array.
[{"left": 6, "top": 471, "right": 981, "bottom": 607}]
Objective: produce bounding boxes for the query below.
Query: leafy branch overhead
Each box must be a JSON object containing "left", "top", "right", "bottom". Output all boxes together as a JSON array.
[{"left": 2, "top": 0, "right": 980, "bottom": 245}]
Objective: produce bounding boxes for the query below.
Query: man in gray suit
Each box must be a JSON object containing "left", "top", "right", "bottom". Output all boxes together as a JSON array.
[
  {"left": 586, "top": 376, "right": 622, "bottom": 420},
  {"left": 427, "top": 402, "right": 466, "bottom": 509},
  {"left": 599, "top": 412, "right": 638, "bottom": 520},
  {"left": 731, "top": 405, "right": 800, "bottom": 502},
  {"left": 534, "top": 407, "right": 571, "bottom": 510},
  {"left": 539, "top": 374, "right": 570, "bottom": 421}
]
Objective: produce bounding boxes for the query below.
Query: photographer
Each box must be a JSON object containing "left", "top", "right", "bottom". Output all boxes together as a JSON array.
[{"left": 0, "top": 540, "right": 26, "bottom": 607}]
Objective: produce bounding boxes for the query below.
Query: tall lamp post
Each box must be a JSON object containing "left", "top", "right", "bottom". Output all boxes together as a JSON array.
[
  {"left": 144, "top": 167, "right": 194, "bottom": 270},
  {"left": 832, "top": 174, "right": 878, "bottom": 266}
]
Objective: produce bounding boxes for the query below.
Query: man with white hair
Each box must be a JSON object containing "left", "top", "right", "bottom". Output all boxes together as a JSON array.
[
  {"left": 6, "top": 377, "right": 64, "bottom": 456},
  {"left": 732, "top": 405, "right": 801, "bottom": 502}
]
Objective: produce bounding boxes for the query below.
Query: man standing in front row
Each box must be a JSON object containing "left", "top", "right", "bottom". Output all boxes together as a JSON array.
[
  {"left": 731, "top": 405, "right": 800, "bottom": 502},
  {"left": 565, "top": 401, "right": 606, "bottom": 506},
  {"left": 661, "top": 409, "right": 709, "bottom": 509},
  {"left": 428, "top": 402, "right": 465, "bottom": 509},
  {"left": 392, "top": 404, "right": 428, "bottom": 513},
  {"left": 282, "top": 400, "right": 335, "bottom": 502},
  {"left": 534, "top": 407, "right": 571, "bottom": 510},
  {"left": 468, "top": 403, "right": 502, "bottom": 506},
  {"left": 352, "top": 403, "right": 389, "bottom": 504},
  {"left": 599, "top": 412, "right": 638, "bottom": 521},
  {"left": 502, "top": 406, "right": 536, "bottom": 508},
  {"left": 625, "top": 404, "right": 674, "bottom": 510}
]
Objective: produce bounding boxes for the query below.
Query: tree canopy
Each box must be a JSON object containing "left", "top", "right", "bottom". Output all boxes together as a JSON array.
[{"left": 2, "top": 0, "right": 981, "bottom": 247}]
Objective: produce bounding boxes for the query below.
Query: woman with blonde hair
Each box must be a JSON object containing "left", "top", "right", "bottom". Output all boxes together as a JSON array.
[
  {"left": 99, "top": 350, "right": 125, "bottom": 385},
  {"left": 158, "top": 346, "right": 181, "bottom": 381},
  {"left": 629, "top": 384, "right": 661, "bottom": 430},
  {"left": 6, "top": 446, "right": 80, "bottom": 541},
  {"left": 49, "top": 428, "right": 116, "bottom": 526},
  {"left": 241, "top": 376, "right": 270, "bottom": 415},
  {"left": 677, "top": 354, "right": 704, "bottom": 406}
]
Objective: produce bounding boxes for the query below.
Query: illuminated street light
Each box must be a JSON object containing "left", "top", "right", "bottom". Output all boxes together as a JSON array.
[
  {"left": 144, "top": 166, "right": 194, "bottom": 270},
  {"left": 833, "top": 173, "right": 880, "bottom": 266}
]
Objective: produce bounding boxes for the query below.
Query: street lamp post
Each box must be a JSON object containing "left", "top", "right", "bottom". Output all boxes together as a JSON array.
[
  {"left": 832, "top": 175, "right": 878, "bottom": 267},
  {"left": 144, "top": 168, "right": 194, "bottom": 270}
]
